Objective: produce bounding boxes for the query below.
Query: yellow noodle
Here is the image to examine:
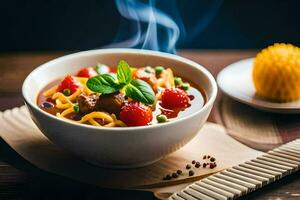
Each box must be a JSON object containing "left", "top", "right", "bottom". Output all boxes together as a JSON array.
[
  {"left": 88, "top": 118, "right": 101, "bottom": 126},
  {"left": 43, "top": 85, "right": 58, "bottom": 97}
]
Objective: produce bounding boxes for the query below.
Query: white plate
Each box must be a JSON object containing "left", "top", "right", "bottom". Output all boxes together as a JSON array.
[{"left": 217, "top": 58, "right": 300, "bottom": 113}]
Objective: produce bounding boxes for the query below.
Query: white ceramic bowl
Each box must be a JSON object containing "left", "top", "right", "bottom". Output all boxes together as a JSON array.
[{"left": 22, "top": 48, "right": 217, "bottom": 168}]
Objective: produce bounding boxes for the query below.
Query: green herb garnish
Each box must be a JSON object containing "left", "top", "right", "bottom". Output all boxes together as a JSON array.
[{"left": 87, "top": 60, "right": 155, "bottom": 105}]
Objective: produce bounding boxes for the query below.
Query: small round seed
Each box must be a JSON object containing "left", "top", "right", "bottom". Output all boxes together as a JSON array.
[
  {"left": 207, "top": 155, "right": 211, "bottom": 159},
  {"left": 177, "top": 170, "right": 182, "bottom": 175},
  {"left": 189, "top": 170, "right": 194, "bottom": 176},
  {"left": 166, "top": 174, "right": 172, "bottom": 180},
  {"left": 203, "top": 155, "right": 206, "bottom": 159},
  {"left": 172, "top": 173, "right": 178, "bottom": 178},
  {"left": 203, "top": 163, "right": 207, "bottom": 168},
  {"left": 186, "top": 164, "right": 191, "bottom": 169},
  {"left": 192, "top": 160, "right": 196, "bottom": 164},
  {"left": 210, "top": 157, "right": 216, "bottom": 162},
  {"left": 195, "top": 162, "right": 201, "bottom": 168}
]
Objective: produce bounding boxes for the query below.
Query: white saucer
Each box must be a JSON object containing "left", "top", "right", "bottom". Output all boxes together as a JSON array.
[{"left": 217, "top": 58, "right": 300, "bottom": 113}]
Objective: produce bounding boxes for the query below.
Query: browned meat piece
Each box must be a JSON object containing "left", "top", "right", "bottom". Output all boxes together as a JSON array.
[
  {"left": 96, "top": 93, "right": 125, "bottom": 115},
  {"left": 77, "top": 93, "right": 99, "bottom": 113}
]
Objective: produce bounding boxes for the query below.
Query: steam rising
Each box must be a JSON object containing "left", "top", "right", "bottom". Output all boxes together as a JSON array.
[
  {"left": 112, "top": 0, "right": 181, "bottom": 54},
  {"left": 107, "top": 0, "right": 223, "bottom": 54}
]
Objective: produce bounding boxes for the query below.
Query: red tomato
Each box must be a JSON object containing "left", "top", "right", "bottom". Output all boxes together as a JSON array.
[
  {"left": 161, "top": 88, "right": 190, "bottom": 109},
  {"left": 76, "top": 67, "right": 98, "bottom": 78},
  {"left": 57, "top": 75, "right": 81, "bottom": 94},
  {"left": 120, "top": 102, "right": 153, "bottom": 126}
]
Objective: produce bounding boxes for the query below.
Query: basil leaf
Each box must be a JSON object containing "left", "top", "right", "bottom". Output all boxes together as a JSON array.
[
  {"left": 125, "top": 79, "right": 155, "bottom": 105},
  {"left": 117, "top": 60, "right": 132, "bottom": 84},
  {"left": 87, "top": 74, "right": 120, "bottom": 94}
]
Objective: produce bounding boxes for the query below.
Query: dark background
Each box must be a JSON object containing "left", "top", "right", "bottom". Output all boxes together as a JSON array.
[{"left": 1, "top": 0, "right": 300, "bottom": 52}]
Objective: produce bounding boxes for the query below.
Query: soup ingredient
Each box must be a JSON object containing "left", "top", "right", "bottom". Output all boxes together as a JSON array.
[
  {"left": 181, "top": 82, "right": 190, "bottom": 91},
  {"left": 161, "top": 88, "right": 190, "bottom": 109},
  {"left": 96, "top": 93, "right": 125, "bottom": 114},
  {"left": 155, "top": 66, "right": 164, "bottom": 75},
  {"left": 133, "top": 68, "right": 158, "bottom": 91},
  {"left": 77, "top": 93, "right": 99, "bottom": 113},
  {"left": 253, "top": 43, "right": 300, "bottom": 102},
  {"left": 63, "top": 89, "right": 71, "bottom": 96},
  {"left": 77, "top": 67, "right": 98, "bottom": 78},
  {"left": 144, "top": 66, "right": 155, "bottom": 74},
  {"left": 120, "top": 101, "right": 153, "bottom": 126},
  {"left": 174, "top": 77, "right": 182, "bottom": 86},
  {"left": 57, "top": 75, "right": 81, "bottom": 94},
  {"left": 189, "top": 170, "right": 194, "bottom": 176},
  {"left": 195, "top": 162, "right": 201, "bottom": 168},
  {"left": 156, "top": 114, "right": 168, "bottom": 123},
  {"left": 87, "top": 60, "right": 155, "bottom": 105},
  {"left": 95, "top": 63, "right": 110, "bottom": 74},
  {"left": 73, "top": 105, "right": 80, "bottom": 113},
  {"left": 77, "top": 93, "right": 125, "bottom": 115},
  {"left": 177, "top": 170, "right": 182, "bottom": 175},
  {"left": 41, "top": 102, "right": 54, "bottom": 108}
]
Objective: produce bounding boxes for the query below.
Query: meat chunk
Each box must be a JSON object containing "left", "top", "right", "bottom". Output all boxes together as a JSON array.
[
  {"left": 96, "top": 93, "right": 125, "bottom": 115},
  {"left": 77, "top": 93, "right": 99, "bottom": 113}
]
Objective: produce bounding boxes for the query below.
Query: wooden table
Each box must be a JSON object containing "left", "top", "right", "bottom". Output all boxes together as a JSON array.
[{"left": 0, "top": 51, "right": 299, "bottom": 199}]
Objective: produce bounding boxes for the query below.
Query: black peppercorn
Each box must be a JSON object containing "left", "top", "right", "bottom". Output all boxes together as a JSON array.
[
  {"left": 210, "top": 157, "right": 216, "bottom": 162},
  {"left": 177, "top": 170, "right": 182, "bottom": 175},
  {"left": 172, "top": 173, "right": 178, "bottom": 178},
  {"left": 189, "top": 170, "right": 194, "bottom": 176},
  {"left": 166, "top": 174, "right": 172, "bottom": 180},
  {"left": 195, "top": 162, "right": 201, "bottom": 168},
  {"left": 192, "top": 160, "right": 196, "bottom": 164},
  {"left": 186, "top": 164, "right": 191, "bottom": 169}
]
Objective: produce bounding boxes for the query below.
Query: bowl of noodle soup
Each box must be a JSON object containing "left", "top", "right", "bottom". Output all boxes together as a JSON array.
[{"left": 22, "top": 48, "right": 217, "bottom": 168}]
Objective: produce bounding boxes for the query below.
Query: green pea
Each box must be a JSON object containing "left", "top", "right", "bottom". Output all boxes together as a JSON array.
[
  {"left": 182, "top": 82, "right": 190, "bottom": 91},
  {"left": 63, "top": 89, "right": 71, "bottom": 96},
  {"left": 155, "top": 66, "right": 164, "bottom": 75},
  {"left": 174, "top": 77, "right": 182, "bottom": 86},
  {"left": 73, "top": 105, "right": 80, "bottom": 113},
  {"left": 156, "top": 114, "right": 168, "bottom": 123}
]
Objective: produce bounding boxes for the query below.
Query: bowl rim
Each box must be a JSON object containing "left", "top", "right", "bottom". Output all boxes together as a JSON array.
[{"left": 22, "top": 48, "right": 218, "bottom": 131}]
